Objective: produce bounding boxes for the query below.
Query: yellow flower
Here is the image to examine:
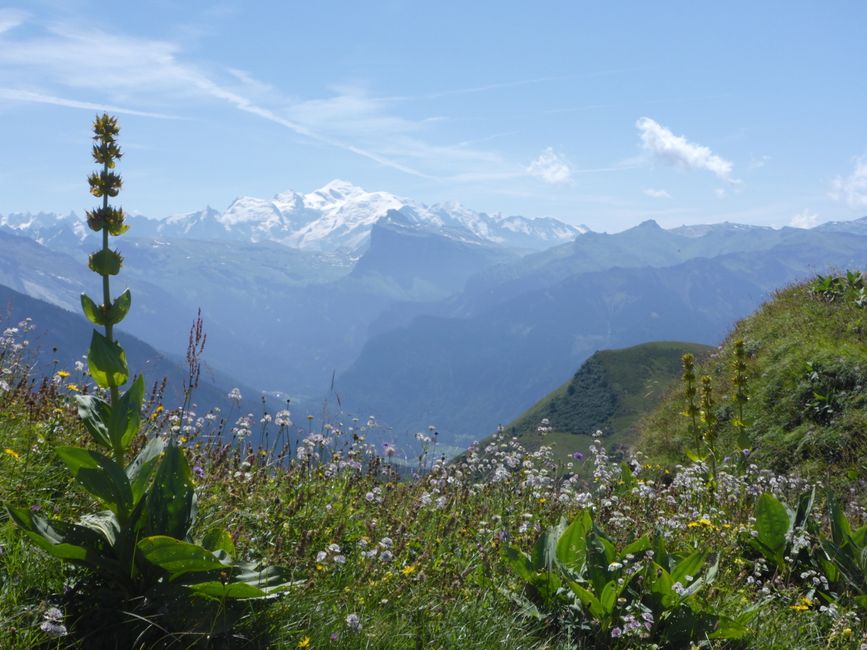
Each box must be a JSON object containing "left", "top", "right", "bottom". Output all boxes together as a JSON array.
[
  {"left": 688, "top": 518, "right": 714, "bottom": 529},
  {"left": 298, "top": 635, "right": 311, "bottom": 648},
  {"left": 56, "top": 370, "right": 70, "bottom": 378},
  {"left": 401, "top": 565, "right": 416, "bottom": 576},
  {"left": 4, "top": 448, "right": 20, "bottom": 460},
  {"left": 66, "top": 383, "right": 80, "bottom": 392},
  {"left": 789, "top": 595, "right": 813, "bottom": 612},
  {"left": 315, "top": 564, "right": 325, "bottom": 571}
]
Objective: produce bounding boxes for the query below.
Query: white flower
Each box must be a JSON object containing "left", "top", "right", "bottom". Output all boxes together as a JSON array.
[{"left": 345, "top": 613, "right": 362, "bottom": 632}]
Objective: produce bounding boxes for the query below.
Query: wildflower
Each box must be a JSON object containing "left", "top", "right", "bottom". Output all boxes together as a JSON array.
[
  {"left": 40, "top": 607, "right": 67, "bottom": 638},
  {"left": 401, "top": 565, "right": 416, "bottom": 576},
  {"left": 571, "top": 451, "right": 584, "bottom": 461},
  {"left": 345, "top": 613, "right": 362, "bottom": 632},
  {"left": 56, "top": 370, "right": 70, "bottom": 378},
  {"left": 193, "top": 465, "right": 205, "bottom": 479},
  {"left": 228, "top": 387, "right": 242, "bottom": 403},
  {"left": 298, "top": 635, "right": 311, "bottom": 648},
  {"left": 610, "top": 627, "right": 622, "bottom": 638},
  {"left": 790, "top": 595, "right": 813, "bottom": 612},
  {"left": 66, "top": 383, "right": 80, "bottom": 392},
  {"left": 4, "top": 448, "right": 20, "bottom": 460}
]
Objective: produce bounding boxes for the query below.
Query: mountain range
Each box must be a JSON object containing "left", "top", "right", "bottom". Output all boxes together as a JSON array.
[{"left": 2, "top": 181, "right": 866, "bottom": 452}]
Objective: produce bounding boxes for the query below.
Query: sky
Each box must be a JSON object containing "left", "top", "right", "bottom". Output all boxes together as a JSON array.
[{"left": 1, "top": 1, "right": 866, "bottom": 232}]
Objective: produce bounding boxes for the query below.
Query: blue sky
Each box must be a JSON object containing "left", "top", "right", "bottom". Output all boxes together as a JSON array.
[{"left": 1, "top": 1, "right": 866, "bottom": 232}]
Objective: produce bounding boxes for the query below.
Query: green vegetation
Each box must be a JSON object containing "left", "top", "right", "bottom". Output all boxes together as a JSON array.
[
  {"left": 1, "top": 116, "right": 866, "bottom": 647},
  {"left": 640, "top": 274, "right": 867, "bottom": 493},
  {"left": 494, "top": 341, "right": 713, "bottom": 466}
]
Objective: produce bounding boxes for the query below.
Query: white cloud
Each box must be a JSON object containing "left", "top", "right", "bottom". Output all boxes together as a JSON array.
[
  {"left": 714, "top": 188, "right": 727, "bottom": 199},
  {"left": 643, "top": 188, "right": 671, "bottom": 199},
  {"left": 0, "top": 8, "right": 27, "bottom": 34},
  {"left": 830, "top": 153, "right": 867, "bottom": 208},
  {"left": 636, "top": 117, "right": 735, "bottom": 181},
  {"left": 790, "top": 209, "right": 819, "bottom": 229},
  {"left": 0, "top": 88, "right": 179, "bottom": 119},
  {"left": 527, "top": 148, "right": 573, "bottom": 185},
  {"left": 747, "top": 154, "right": 771, "bottom": 170}
]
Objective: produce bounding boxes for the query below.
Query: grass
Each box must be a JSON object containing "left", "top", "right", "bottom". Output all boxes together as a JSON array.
[
  {"left": 2, "top": 281, "right": 867, "bottom": 648},
  {"left": 639, "top": 278, "right": 867, "bottom": 498}
]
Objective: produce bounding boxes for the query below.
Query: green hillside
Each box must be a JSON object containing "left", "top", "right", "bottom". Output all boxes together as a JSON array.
[
  {"left": 640, "top": 273, "right": 867, "bottom": 489},
  {"left": 493, "top": 341, "right": 714, "bottom": 465}
]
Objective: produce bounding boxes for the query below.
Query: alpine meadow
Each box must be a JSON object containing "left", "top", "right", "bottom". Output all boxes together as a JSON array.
[{"left": 2, "top": 3, "right": 867, "bottom": 649}]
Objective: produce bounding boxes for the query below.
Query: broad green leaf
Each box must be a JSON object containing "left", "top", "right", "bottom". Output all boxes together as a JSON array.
[
  {"left": 187, "top": 581, "right": 267, "bottom": 601},
  {"left": 202, "top": 528, "right": 236, "bottom": 557},
  {"left": 532, "top": 520, "right": 564, "bottom": 572},
  {"left": 793, "top": 487, "right": 816, "bottom": 530},
  {"left": 685, "top": 448, "right": 706, "bottom": 463},
  {"left": 143, "top": 444, "right": 194, "bottom": 539},
  {"left": 585, "top": 529, "right": 615, "bottom": 596},
  {"left": 88, "top": 329, "right": 129, "bottom": 389},
  {"left": 78, "top": 510, "right": 120, "bottom": 547},
  {"left": 108, "top": 375, "right": 144, "bottom": 452},
  {"left": 649, "top": 562, "right": 675, "bottom": 607},
  {"left": 108, "top": 289, "right": 132, "bottom": 325},
  {"left": 233, "top": 560, "right": 291, "bottom": 591},
  {"left": 567, "top": 580, "right": 605, "bottom": 620},
  {"left": 854, "top": 595, "right": 867, "bottom": 610},
  {"left": 528, "top": 571, "right": 562, "bottom": 603},
  {"left": 503, "top": 546, "right": 536, "bottom": 583},
  {"left": 622, "top": 534, "right": 651, "bottom": 557},
  {"left": 6, "top": 506, "right": 121, "bottom": 575},
  {"left": 852, "top": 523, "right": 867, "bottom": 548},
  {"left": 56, "top": 446, "right": 133, "bottom": 518},
  {"left": 830, "top": 499, "right": 853, "bottom": 546},
  {"left": 74, "top": 394, "right": 112, "bottom": 449},
  {"left": 671, "top": 550, "right": 707, "bottom": 585},
  {"left": 754, "top": 493, "right": 791, "bottom": 566},
  {"left": 80, "top": 292, "right": 105, "bottom": 326},
  {"left": 137, "top": 536, "right": 225, "bottom": 578},
  {"left": 709, "top": 615, "right": 749, "bottom": 639},
  {"left": 126, "top": 436, "right": 166, "bottom": 505},
  {"left": 555, "top": 510, "right": 591, "bottom": 572},
  {"left": 600, "top": 580, "right": 618, "bottom": 616},
  {"left": 88, "top": 249, "right": 122, "bottom": 276}
]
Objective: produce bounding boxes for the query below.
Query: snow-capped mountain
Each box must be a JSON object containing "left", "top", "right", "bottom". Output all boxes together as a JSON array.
[
  {"left": 156, "top": 180, "right": 586, "bottom": 252},
  {"left": 0, "top": 180, "right": 585, "bottom": 254}
]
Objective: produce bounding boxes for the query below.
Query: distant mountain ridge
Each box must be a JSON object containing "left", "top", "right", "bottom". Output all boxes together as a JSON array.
[{"left": 0, "top": 180, "right": 585, "bottom": 254}]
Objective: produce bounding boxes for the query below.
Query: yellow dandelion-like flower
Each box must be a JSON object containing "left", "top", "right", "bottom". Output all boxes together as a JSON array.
[
  {"left": 4, "top": 448, "right": 20, "bottom": 460},
  {"left": 56, "top": 370, "right": 70, "bottom": 378},
  {"left": 401, "top": 565, "right": 416, "bottom": 576},
  {"left": 66, "top": 383, "right": 81, "bottom": 392},
  {"left": 298, "top": 635, "right": 311, "bottom": 648},
  {"left": 315, "top": 564, "right": 325, "bottom": 572}
]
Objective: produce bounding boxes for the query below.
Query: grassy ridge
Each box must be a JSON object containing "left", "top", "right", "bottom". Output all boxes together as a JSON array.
[
  {"left": 495, "top": 341, "right": 713, "bottom": 465},
  {"left": 639, "top": 278, "right": 867, "bottom": 492}
]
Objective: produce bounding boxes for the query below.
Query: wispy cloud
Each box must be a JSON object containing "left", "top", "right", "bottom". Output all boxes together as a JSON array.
[
  {"left": 643, "top": 188, "right": 671, "bottom": 199},
  {"left": 527, "top": 148, "right": 573, "bottom": 185},
  {"left": 790, "top": 209, "right": 819, "bottom": 229},
  {"left": 830, "top": 152, "right": 867, "bottom": 208},
  {"left": 0, "top": 8, "right": 27, "bottom": 34},
  {"left": 0, "top": 88, "right": 180, "bottom": 119},
  {"left": 636, "top": 117, "right": 735, "bottom": 182}
]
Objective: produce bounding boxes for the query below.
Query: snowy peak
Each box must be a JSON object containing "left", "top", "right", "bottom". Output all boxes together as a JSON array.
[{"left": 0, "top": 181, "right": 585, "bottom": 253}]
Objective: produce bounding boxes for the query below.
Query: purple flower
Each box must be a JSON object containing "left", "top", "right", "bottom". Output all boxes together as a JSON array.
[
  {"left": 571, "top": 451, "right": 584, "bottom": 461},
  {"left": 193, "top": 465, "right": 205, "bottom": 479}
]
